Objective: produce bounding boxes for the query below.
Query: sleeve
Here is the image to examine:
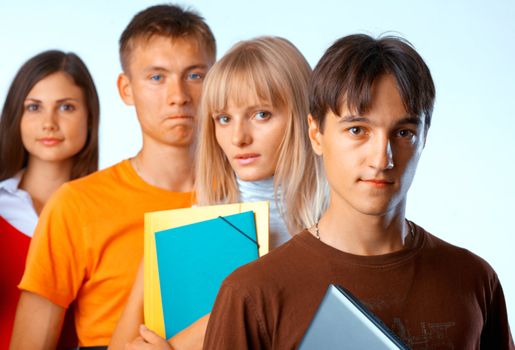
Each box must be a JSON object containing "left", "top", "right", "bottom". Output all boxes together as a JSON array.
[
  {"left": 19, "top": 184, "right": 88, "bottom": 308},
  {"left": 203, "top": 280, "right": 271, "bottom": 350},
  {"left": 480, "top": 274, "right": 514, "bottom": 349}
]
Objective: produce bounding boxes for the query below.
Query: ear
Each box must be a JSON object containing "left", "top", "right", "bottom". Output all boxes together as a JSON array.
[
  {"left": 308, "top": 114, "right": 323, "bottom": 156},
  {"left": 117, "top": 73, "right": 134, "bottom": 106}
]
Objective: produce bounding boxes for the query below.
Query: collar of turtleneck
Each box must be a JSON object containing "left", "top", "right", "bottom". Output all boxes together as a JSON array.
[
  {"left": 236, "top": 176, "right": 278, "bottom": 203},
  {"left": 236, "top": 176, "right": 290, "bottom": 249}
]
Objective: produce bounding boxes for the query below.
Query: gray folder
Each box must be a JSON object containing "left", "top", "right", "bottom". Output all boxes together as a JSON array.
[{"left": 298, "top": 284, "right": 410, "bottom": 350}]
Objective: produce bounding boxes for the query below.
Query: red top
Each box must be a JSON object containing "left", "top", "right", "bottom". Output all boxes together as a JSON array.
[{"left": 0, "top": 215, "right": 30, "bottom": 349}]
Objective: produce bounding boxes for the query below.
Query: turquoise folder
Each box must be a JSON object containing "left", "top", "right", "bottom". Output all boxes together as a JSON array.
[{"left": 154, "top": 211, "right": 259, "bottom": 338}]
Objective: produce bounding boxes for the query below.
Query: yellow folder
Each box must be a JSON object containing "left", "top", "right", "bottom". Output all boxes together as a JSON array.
[{"left": 143, "top": 201, "right": 269, "bottom": 337}]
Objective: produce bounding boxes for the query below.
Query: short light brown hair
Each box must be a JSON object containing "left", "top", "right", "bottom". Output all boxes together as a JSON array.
[
  {"left": 310, "top": 34, "right": 435, "bottom": 131},
  {"left": 119, "top": 4, "right": 216, "bottom": 73}
]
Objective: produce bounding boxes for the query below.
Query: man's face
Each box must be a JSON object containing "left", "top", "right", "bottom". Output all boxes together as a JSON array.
[
  {"left": 309, "top": 74, "right": 426, "bottom": 217},
  {"left": 118, "top": 35, "right": 213, "bottom": 148}
]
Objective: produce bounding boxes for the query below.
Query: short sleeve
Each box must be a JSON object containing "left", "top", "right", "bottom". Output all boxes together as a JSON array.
[
  {"left": 203, "top": 280, "right": 271, "bottom": 350},
  {"left": 19, "top": 184, "right": 88, "bottom": 308},
  {"left": 480, "top": 274, "right": 514, "bottom": 349}
]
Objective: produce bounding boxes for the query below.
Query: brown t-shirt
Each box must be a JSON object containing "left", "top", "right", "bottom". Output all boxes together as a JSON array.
[{"left": 204, "top": 223, "right": 514, "bottom": 350}]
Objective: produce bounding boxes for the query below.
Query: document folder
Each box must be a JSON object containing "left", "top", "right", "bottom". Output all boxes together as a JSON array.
[
  {"left": 155, "top": 211, "right": 259, "bottom": 337},
  {"left": 299, "top": 284, "right": 410, "bottom": 350},
  {"left": 143, "top": 202, "right": 269, "bottom": 337}
]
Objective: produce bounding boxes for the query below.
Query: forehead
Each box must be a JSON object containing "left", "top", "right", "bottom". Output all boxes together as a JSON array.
[
  {"left": 127, "top": 35, "right": 212, "bottom": 73},
  {"left": 27, "top": 72, "right": 83, "bottom": 99},
  {"left": 336, "top": 75, "right": 423, "bottom": 126},
  {"left": 210, "top": 74, "right": 270, "bottom": 111}
]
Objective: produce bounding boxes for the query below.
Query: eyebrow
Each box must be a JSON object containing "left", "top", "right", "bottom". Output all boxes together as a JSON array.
[
  {"left": 213, "top": 104, "right": 274, "bottom": 116},
  {"left": 337, "top": 115, "right": 369, "bottom": 124},
  {"left": 143, "top": 64, "right": 209, "bottom": 73},
  {"left": 337, "top": 114, "right": 421, "bottom": 126},
  {"left": 25, "top": 98, "right": 81, "bottom": 103}
]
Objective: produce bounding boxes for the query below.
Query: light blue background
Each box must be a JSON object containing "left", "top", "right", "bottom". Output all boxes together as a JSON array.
[{"left": 1, "top": 0, "right": 514, "bottom": 327}]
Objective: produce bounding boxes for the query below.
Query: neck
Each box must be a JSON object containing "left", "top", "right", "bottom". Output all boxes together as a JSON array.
[
  {"left": 19, "top": 158, "right": 73, "bottom": 215},
  {"left": 132, "top": 140, "right": 195, "bottom": 192},
  {"left": 315, "top": 198, "right": 409, "bottom": 256}
]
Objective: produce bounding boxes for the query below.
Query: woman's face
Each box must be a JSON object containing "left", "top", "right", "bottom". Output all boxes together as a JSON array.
[
  {"left": 212, "top": 96, "right": 289, "bottom": 181},
  {"left": 20, "top": 71, "right": 88, "bottom": 165}
]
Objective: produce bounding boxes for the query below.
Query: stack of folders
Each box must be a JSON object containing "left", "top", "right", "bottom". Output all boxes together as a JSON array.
[
  {"left": 143, "top": 202, "right": 269, "bottom": 338},
  {"left": 299, "top": 284, "right": 410, "bottom": 350}
]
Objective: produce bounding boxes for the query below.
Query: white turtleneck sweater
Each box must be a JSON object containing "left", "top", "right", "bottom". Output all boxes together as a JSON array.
[{"left": 237, "top": 177, "right": 290, "bottom": 250}]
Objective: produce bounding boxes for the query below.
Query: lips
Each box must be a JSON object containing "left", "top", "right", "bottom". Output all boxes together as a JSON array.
[
  {"left": 37, "top": 137, "right": 63, "bottom": 146},
  {"left": 360, "top": 178, "right": 394, "bottom": 188},
  {"left": 165, "top": 115, "right": 193, "bottom": 120},
  {"left": 234, "top": 153, "right": 260, "bottom": 165}
]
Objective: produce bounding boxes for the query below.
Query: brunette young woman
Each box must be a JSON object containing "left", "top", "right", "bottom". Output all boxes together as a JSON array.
[{"left": 0, "top": 50, "right": 99, "bottom": 348}]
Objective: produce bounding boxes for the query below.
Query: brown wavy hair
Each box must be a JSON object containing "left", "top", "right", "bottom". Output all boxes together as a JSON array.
[{"left": 0, "top": 50, "right": 99, "bottom": 181}]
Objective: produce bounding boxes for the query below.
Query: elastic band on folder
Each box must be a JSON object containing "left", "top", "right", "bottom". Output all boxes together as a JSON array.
[{"left": 218, "top": 216, "right": 259, "bottom": 248}]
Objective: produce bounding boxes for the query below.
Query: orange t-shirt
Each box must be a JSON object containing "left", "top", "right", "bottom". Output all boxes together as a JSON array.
[{"left": 20, "top": 160, "right": 194, "bottom": 346}]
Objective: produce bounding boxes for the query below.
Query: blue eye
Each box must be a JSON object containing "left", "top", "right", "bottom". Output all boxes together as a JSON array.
[
  {"left": 254, "top": 111, "right": 271, "bottom": 120},
  {"left": 150, "top": 74, "right": 162, "bottom": 82},
  {"left": 188, "top": 72, "right": 203, "bottom": 80},
  {"left": 216, "top": 115, "right": 231, "bottom": 125}
]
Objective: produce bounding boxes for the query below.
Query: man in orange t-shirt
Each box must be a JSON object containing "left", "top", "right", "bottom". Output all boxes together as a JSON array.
[{"left": 10, "top": 5, "right": 216, "bottom": 349}]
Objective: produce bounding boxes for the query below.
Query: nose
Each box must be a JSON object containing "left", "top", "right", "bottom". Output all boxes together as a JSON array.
[
  {"left": 167, "top": 77, "right": 191, "bottom": 106},
  {"left": 231, "top": 119, "right": 252, "bottom": 147},
  {"left": 42, "top": 110, "right": 59, "bottom": 131},
  {"left": 369, "top": 135, "right": 394, "bottom": 170}
]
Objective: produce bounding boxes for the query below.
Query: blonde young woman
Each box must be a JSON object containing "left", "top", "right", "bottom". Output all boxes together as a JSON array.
[{"left": 110, "top": 36, "right": 326, "bottom": 350}]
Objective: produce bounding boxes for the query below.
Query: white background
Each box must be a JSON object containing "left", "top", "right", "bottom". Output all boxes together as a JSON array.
[{"left": 1, "top": 0, "right": 514, "bottom": 327}]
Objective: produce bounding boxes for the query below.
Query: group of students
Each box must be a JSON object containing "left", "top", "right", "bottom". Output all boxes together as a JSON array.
[{"left": 0, "top": 3, "right": 513, "bottom": 350}]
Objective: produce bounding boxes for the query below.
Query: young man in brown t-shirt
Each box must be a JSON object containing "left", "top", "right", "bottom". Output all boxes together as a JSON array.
[{"left": 203, "top": 34, "right": 514, "bottom": 349}]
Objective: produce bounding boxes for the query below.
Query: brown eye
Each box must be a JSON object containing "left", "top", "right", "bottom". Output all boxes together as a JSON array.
[
  {"left": 25, "top": 103, "right": 39, "bottom": 112},
  {"left": 397, "top": 129, "right": 415, "bottom": 138},
  {"left": 348, "top": 126, "right": 364, "bottom": 135},
  {"left": 59, "top": 104, "right": 76, "bottom": 112}
]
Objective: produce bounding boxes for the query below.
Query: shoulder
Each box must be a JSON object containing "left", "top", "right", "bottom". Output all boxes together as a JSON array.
[
  {"left": 417, "top": 224, "right": 499, "bottom": 284},
  {"left": 66, "top": 160, "right": 128, "bottom": 191}
]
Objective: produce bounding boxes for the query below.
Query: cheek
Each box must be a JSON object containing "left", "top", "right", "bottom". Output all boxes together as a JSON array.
[
  {"left": 214, "top": 127, "right": 231, "bottom": 157},
  {"left": 66, "top": 113, "right": 89, "bottom": 146},
  {"left": 19, "top": 117, "right": 35, "bottom": 147},
  {"left": 189, "top": 84, "right": 203, "bottom": 104}
]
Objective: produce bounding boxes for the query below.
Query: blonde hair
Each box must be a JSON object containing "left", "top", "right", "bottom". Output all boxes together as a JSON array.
[{"left": 196, "top": 36, "right": 327, "bottom": 233}]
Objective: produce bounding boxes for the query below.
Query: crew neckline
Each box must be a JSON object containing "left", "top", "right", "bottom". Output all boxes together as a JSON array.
[{"left": 293, "top": 222, "right": 425, "bottom": 269}]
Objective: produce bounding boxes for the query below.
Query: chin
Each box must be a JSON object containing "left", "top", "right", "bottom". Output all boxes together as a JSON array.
[
  {"left": 235, "top": 171, "right": 266, "bottom": 182},
  {"left": 353, "top": 202, "right": 395, "bottom": 217}
]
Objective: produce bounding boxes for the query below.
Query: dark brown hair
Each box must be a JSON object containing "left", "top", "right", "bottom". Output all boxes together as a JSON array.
[
  {"left": 310, "top": 34, "right": 435, "bottom": 131},
  {"left": 0, "top": 50, "right": 99, "bottom": 181},
  {"left": 119, "top": 4, "right": 216, "bottom": 73}
]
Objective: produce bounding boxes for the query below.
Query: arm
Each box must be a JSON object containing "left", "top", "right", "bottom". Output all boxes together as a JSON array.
[
  {"left": 109, "top": 260, "right": 209, "bottom": 350},
  {"left": 480, "top": 276, "right": 514, "bottom": 349},
  {"left": 109, "top": 260, "right": 145, "bottom": 350},
  {"left": 119, "top": 314, "right": 210, "bottom": 350},
  {"left": 203, "top": 282, "right": 270, "bottom": 350},
  {"left": 10, "top": 291, "right": 66, "bottom": 350},
  {"left": 168, "top": 314, "right": 209, "bottom": 350}
]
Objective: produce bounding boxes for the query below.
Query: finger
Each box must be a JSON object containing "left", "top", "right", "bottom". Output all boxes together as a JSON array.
[{"left": 139, "top": 324, "right": 168, "bottom": 345}]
